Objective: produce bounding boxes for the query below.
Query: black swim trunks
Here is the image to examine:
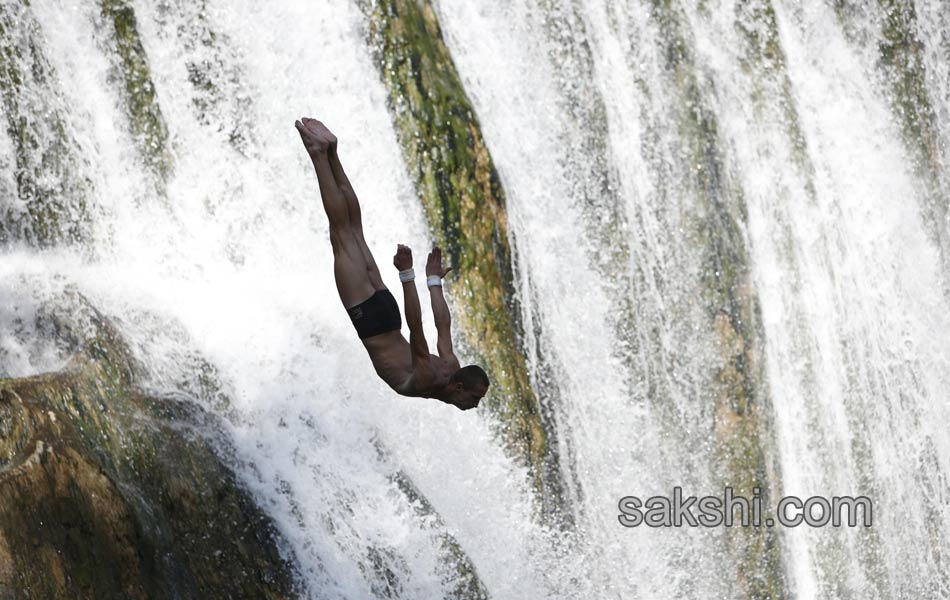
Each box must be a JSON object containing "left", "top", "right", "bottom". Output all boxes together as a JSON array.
[{"left": 347, "top": 289, "right": 402, "bottom": 339}]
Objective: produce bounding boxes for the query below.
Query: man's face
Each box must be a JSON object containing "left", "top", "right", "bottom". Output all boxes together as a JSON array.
[{"left": 452, "top": 382, "right": 488, "bottom": 410}]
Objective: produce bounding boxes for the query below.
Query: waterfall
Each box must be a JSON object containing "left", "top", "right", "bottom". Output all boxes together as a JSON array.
[{"left": 2, "top": 0, "right": 949, "bottom": 598}]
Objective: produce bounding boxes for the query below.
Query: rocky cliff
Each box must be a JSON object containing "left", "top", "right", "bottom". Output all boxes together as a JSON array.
[{"left": 0, "top": 293, "right": 299, "bottom": 598}]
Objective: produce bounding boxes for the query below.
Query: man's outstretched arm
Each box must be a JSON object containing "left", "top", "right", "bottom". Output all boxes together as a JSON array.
[
  {"left": 393, "top": 245, "right": 429, "bottom": 364},
  {"left": 426, "top": 246, "right": 456, "bottom": 361}
]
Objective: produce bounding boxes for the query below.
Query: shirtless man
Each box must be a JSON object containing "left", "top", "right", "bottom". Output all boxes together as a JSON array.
[{"left": 295, "top": 117, "right": 488, "bottom": 410}]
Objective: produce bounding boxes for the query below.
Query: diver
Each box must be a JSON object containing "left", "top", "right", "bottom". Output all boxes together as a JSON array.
[{"left": 295, "top": 117, "right": 489, "bottom": 410}]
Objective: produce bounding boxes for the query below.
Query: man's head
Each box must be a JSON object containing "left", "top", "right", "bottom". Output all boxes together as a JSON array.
[{"left": 443, "top": 365, "right": 489, "bottom": 410}]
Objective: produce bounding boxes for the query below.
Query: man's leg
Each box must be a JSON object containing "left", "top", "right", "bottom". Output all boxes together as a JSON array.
[
  {"left": 297, "top": 119, "right": 375, "bottom": 308},
  {"left": 327, "top": 147, "right": 386, "bottom": 291}
]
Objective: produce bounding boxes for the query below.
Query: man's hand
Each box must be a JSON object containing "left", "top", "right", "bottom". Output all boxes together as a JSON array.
[
  {"left": 294, "top": 117, "right": 337, "bottom": 156},
  {"left": 394, "top": 244, "right": 413, "bottom": 271},
  {"left": 425, "top": 246, "right": 452, "bottom": 278}
]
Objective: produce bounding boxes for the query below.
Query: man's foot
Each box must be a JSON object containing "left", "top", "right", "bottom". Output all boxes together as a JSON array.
[{"left": 295, "top": 117, "right": 338, "bottom": 156}]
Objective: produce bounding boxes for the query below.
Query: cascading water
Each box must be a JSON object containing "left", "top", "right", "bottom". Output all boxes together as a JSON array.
[{"left": 2, "top": 0, "right": 949, "bottom": 598}]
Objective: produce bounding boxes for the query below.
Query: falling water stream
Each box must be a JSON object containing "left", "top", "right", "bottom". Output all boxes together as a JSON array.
[{"left": 2, "top": 0, "right": 950, "bottom": 598}]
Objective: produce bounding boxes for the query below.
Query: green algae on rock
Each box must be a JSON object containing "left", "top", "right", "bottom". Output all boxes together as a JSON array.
[
  {"left": 0, "top": 294, "right": 299, "bottom": 599},
  {"left": 98, "top": 0, "right": 172, "bottom": 181},
  {"left": 360, "top": 0, "right": 563, "bottom": 520}
]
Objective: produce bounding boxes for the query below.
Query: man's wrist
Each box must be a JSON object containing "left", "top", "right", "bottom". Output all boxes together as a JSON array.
[
  {"left": 426, "top": 275, "right": 443, "bottom": 288},
  {"left": 398, "top": 268, "right": 415, "bottom": 283}
]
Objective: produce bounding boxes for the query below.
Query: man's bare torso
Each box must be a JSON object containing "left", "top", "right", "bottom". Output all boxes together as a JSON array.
[{"left": 362, "top": 330, "right": 460, "bottom": 398}]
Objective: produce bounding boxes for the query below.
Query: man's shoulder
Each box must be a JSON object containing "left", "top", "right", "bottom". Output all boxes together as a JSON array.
[{"left": 437, "top": 353, "right": 461, "bottom": 373}]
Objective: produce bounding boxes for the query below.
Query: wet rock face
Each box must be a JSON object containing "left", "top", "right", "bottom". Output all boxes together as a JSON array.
[
  {"left": 0, "top": 1, "right": 94, "bottom": 248},
  {"left": 0, "top": 296, "right": 299, "bottom": 599},
  {"left": 649, "top": 2, "right": 785, "bottom": 597},
  {"left": 98, "top": 0, "right": 172, "bottom": 182}
]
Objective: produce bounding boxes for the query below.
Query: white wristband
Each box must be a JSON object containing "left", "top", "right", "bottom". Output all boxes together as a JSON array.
[
  {"left": 427, "top": 276, "right": 442, "bottom": 288},
  {"left": 399, "top": 268, "right": 415, "bottom": 283}
]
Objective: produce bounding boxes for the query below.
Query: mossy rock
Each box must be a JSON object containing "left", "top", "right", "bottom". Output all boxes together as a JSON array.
[
  {"left": 0, "top": 2, "right": 93, "bottom": 247},
  {"left": 98, "top": 0, "right": 172, "bottom": 181},
  {"left": 533, "top": 0, "right": 639, "bottom": 362},
  {"left": 873, "top": 0, "right": 939, "bottom": 170},
  {"left": 649, "top": 2, "right": 785, "bottom": 597},
  {"left": 151, "top": 0, "right": 255, "bottom": 154},
  {"left": 389, "top": 470, "right": 490, "bottom": 600},
  {"left": 829, "top": 0, "right": 939, "bottom": 174},
  {"left": 360, "top": 0, "right": 563, "bottom": 520},
  {"left": 733, "top": 0, "right": 816, "bottom": 193},
  {"left": 0, "top": 293, "right": 299, "bottom": 598},
  {"left": 832, "top": 0, "right": 950, "bottom": 295}
]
